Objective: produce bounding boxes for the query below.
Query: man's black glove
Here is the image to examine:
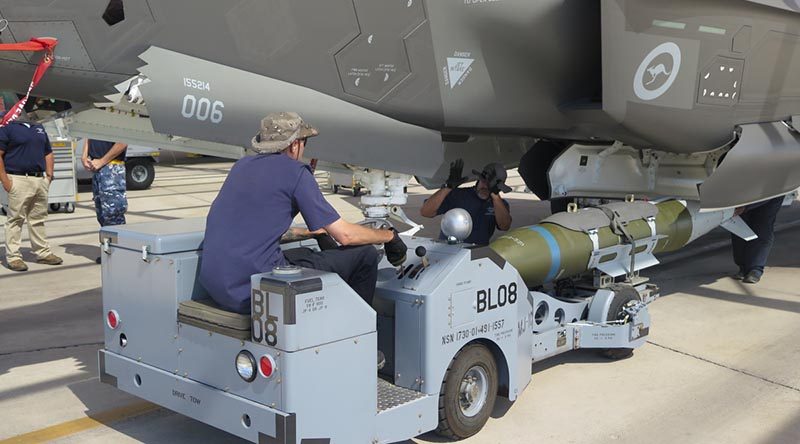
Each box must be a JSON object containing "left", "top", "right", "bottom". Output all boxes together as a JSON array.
[
  {"left": 314, "top": 233, "right": 338, "bottom": 251},
  {"left": 486, "top": 171, "right": 511, "bottom": 195},
  {"left": 489, "top": 177, "right": 504, "bottom": 195},
  {"left": 384, "top": 229, "right": 407, "bottom": 267},
  {"left": 445, "top": 158, "right": 468, "bottom": 189}
]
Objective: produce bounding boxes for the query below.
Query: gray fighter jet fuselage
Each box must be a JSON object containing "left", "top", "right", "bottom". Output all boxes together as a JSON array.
[{"left": 1, "top": 0, "right": 800, "bottom": 209}]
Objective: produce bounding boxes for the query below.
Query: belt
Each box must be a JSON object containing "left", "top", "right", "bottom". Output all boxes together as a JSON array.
[
  {"left": 109, "top": 160, "right": 125, "bottom": 165},
  {"left": 7, "top": 171, "right": 44, "bottom": 177}
]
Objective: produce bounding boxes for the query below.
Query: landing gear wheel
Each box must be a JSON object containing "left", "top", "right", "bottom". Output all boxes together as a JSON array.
[
  {"left": 126, "top": 158, "right": 155, "bottom": 190},
  {"left": 332, "top": 184, "right": 340, "bottom": 194},
  {"left": 352, "top": 186, "right": 362, "bottom": 197},
  {"left": 601, "top": 284, "right": 641, "bottom": 360},
  {"left": 49, "top": 203, "right": 62, "bottom": 212},
  {"left": 518, "top": 139, "right": 571, "bottom": 209},
  {"left": 436, "top": 344, "right": 498, "bottom": 439},
  {"left": 0, "top": 205, "right": 6, "bottom": 216},
  {"left": 65, "top": 203, "right": 75, "bottom": 213}
]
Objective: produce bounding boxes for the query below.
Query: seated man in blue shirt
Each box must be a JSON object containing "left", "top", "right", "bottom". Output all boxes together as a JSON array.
[
  {"left": 200, "top": 112, "right": 407, "bottom": 314},
  {"left": 420, "top": 160, "right": 512, "bottom": 246}
]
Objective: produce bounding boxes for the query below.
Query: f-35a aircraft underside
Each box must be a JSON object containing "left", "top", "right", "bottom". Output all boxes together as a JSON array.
[{"left": 1, "top": 0, "right": 800, "bottom": 209}]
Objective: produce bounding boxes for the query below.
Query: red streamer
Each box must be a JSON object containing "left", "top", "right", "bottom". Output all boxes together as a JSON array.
[{"left": 0, "top": 37, "right": 58, "bottom": 126}]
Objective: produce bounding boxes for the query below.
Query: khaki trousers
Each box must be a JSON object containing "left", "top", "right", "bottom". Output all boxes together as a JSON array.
[{"left": 4, "top": 175, "right": 52, "bottom": 261}]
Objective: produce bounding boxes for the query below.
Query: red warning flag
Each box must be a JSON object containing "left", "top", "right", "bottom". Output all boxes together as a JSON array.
[{"left": 0, "top": 37, "right": 58, "bottom": 126}]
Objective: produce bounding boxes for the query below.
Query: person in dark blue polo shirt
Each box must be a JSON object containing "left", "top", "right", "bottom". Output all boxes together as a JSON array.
[
  {"left": 0, "top": 114, "right": 63, "bottom": 271},
  {"left": 199, "top": 112, "right": 407, "bottom": 314},
  {"left": 420, "top": 160, "right": 512, "bottom": 246}
]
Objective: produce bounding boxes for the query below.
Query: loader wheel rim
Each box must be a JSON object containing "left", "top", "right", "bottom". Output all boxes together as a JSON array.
[
  {"left": 459, "top": 366, "right": 489, "bottom": 417},
  {"left": 131, "top": 164, "right": 149, "bottom": 183}
]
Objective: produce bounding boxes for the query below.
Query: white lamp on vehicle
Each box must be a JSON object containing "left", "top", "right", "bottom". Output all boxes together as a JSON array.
[{"left": 235, "top": 350, "right": 257, "bottom": 382}]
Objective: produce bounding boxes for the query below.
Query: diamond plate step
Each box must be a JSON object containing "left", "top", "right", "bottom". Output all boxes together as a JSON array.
[{"left": 377, "top": 378, "right": 427, "bottom": 413}]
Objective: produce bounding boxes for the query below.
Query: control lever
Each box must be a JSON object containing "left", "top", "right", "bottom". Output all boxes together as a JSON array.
[{"left": 415, "top": 246, "right": 429, "bottom": 268}]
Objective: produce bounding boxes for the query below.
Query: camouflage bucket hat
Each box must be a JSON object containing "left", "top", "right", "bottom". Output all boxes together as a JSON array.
[{"left": 250, "top": 112, "right": 319, "bottom": 154}]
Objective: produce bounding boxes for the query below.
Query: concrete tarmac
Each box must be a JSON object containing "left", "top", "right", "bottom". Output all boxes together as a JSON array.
[{"left": 1, "top": 159, "right": 798, "bottom": 444}]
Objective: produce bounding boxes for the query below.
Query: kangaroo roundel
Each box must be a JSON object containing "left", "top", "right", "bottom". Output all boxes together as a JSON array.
[{"left": 634, "top": 42, "right": 682, "bottom": 101}]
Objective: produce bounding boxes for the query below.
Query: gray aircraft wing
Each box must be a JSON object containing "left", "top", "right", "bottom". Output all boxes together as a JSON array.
[
  {"left": 745, "top": 1, "right": 800, "bottom": 13},
  {"left": 4, "top": 0, "right": 800, "bottom": 210},
  {"left": 138, "top": 47, "right": 444, "bottom": 178}
]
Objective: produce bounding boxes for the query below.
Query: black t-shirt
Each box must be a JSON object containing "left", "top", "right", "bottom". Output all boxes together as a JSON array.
[
  {"left": 433, "top": 186, "right": 510, "bottom": 246},
  {"left": 88, "top": 139, "right": 126, "bottom": 162},
  {"left": 0, "top": 122, "right": 52, "bottom": 173}
]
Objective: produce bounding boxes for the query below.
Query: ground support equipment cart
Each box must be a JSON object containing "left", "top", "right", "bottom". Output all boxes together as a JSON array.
[{"left": 97, "top": 218, "right": 657, "bottom": 443}]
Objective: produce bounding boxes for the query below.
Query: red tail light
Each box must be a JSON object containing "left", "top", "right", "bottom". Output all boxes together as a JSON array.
[
  {"left": 259, "top": 355, "right": 276, "bottom": 378},
  {"left": 107, "top": 310, "right": 120, "bottom": 329}
]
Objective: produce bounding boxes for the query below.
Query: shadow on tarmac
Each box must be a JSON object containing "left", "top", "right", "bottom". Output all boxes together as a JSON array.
[
  {"left": 758, "top": 409, "right": 800, "bottom": 444},
  {"left": 62, "top": 243, "right": 102, "bottom": 263},
  {"left": 651, "top": 223, "right": 800, "bottom": 314},
  {"left": 0, "top": 260, "right": 95, "bottom": 281},
  {"left": 0, "top": 287, "right": 103, "bottom": 360}
]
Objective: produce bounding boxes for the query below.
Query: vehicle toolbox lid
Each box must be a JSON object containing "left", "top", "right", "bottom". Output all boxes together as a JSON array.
[{"left": 99, "top": 218, "right": 206, "bottom": 255}]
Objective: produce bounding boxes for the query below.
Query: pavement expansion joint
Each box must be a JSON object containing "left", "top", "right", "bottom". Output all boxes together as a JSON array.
[
  {"left": 0, "top": 342, "right": 103, "bottom": 358},
  {"left": 647, "top": 341, "right": 800, "bottom": 393}
]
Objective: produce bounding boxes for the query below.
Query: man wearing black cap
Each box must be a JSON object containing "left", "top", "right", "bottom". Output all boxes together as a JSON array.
[
  {"left": 200, "top": 112, "right": 407, "bottom": 314},
  {"left": 420, "top": 159, "right": 512, "bottom": 246}
]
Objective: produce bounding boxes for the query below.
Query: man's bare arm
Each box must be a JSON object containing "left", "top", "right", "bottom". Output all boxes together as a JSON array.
[
  {"left": 0, "top": 152, "right": 11, "bottom": 192},
  {"left": 45, "top": 153, "right": 54, "bottom": 181},
  {"left": 492, "top": 195, "right": 512, "bottom": 231},
  {"left": 325, "top": 218, "right": 394, "bottom": 246},
  {"left": 280, "top": 227, "right": 327, "bottom": 243},
  {"left": 420, "top": 188, "right": 451, "bottom": 218},
  {"left": 81, "top": 139, "right": 93, "bottom": 171},
  {"left": 90, "top": 142, "right": 128, "bottom": 170}
]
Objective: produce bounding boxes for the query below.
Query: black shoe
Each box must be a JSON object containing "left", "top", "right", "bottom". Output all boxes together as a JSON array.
[
  {"left": 95, "top": 256, "right": 101, "bottom": 264},
  {"left": 743, "top": 270, "right": 762, "bottom": 284},
  {"left": 377, "top": 350, "right": 386, "bottom": 370},
  {"left": 733, "top": 269, "right": 745, "bottom": 280}
]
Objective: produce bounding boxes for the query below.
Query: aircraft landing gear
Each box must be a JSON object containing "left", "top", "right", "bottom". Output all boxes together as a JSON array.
[{"left": 355, "top": 169, "right": 423, "bottom": 235}]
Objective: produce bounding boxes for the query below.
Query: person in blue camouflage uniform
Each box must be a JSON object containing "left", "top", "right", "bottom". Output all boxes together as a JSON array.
[
  {"left": 81, "top": 139, "right": 128, "bottom": 263},
  {"left": 91, "top": 163, "right": 127, "bottom": 226}
]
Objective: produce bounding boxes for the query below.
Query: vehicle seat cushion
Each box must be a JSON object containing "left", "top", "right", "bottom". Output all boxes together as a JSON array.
[{"left": 178, "top": 298, "right": 251, "bottom": 339}]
